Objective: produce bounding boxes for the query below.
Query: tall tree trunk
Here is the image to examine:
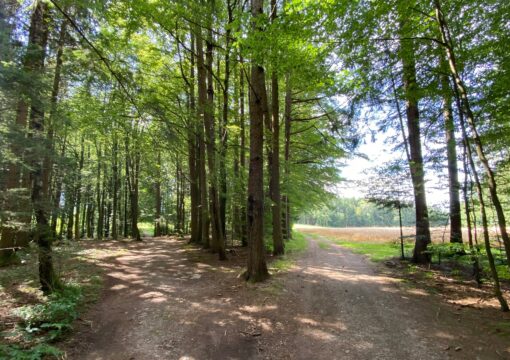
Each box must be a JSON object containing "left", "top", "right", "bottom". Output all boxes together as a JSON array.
[
  {"left": 154, "top": 151, "right": 162, "bottom": 237},
  {"left": 126, "top": 140, "right": 141, "bottom": 242},
  {"left": 96, "top": 145, "right": 103, "bottom": 240},
  {"left": 196, "top": 27, "right": 210, "bottom": 249},
  {"left": 460, "top": 114, "right": 508, "bottom": 311},
  {"left": 434, "top": 0, "right": 510, "bottom": 265},
  {"left": 440, "top": 64, "right": 462, "bottom": 243},
  {"left": 188, "top": 33, "right": 201, "bottom": 243},
  {"left": 245, "top": 0, "right": 269, "bottom": 282},
  {"left": 112, "top": 134, "right": 119, "bottom": 239},
  {"left": 283, "top": 74, "right": 292, "bottom": 240},
  {"left": 398, "top": 8, "right": 431, "bottom": 263},
  {"left": 269, "top": 0, "right": 284, "bottom": 255},
  {"left": 66, "top": 185, "right": 74, "bottom": 240},
  {"left": 26, "top": 1, "right": 59, "bottom": 293},
  {"left": 50, "top": 128, "right": 67, "bottom": 237},
  {"left": 218, "top": 0, "right": 234, "bottom": 244},
  {"left": 239, "top": 56, "right": 248, "bottom": 246},
  {"left": 74, "top": 137, "right": 84, "bottom": 240},
  {"left": 203, "top": 24, "right": 226, "bottom": 260},
  {"left": 461, "top": 137, "right": 481, "bottom": 284}
]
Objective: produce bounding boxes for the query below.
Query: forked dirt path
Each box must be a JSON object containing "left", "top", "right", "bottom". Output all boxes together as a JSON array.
[{"left": 63, "top": 236, "right": 510, "bottom": 360}]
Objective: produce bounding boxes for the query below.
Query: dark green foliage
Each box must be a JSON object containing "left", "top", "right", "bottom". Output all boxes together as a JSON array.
[{"left": 0, "top": 343, "right": 62, "bottom": 360}]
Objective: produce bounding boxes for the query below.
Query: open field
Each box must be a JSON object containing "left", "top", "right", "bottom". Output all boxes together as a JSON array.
[{"left": 295, "top": 224, "right": 455, "bottom": 243}]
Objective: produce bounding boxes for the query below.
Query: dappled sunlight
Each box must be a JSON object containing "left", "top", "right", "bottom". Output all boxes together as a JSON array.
[
  {"left": 406, "top": 288, "right": 430, "bottom": 296},
  {"left": 302, "top": 265, "right": 399, "bottom": 286},
  {"left": 57, "top": 236, "right": 510, "bottom": 360},
  {"left": 239, "top": 304, "right": 278, "bottom": 313},
  {"left": 301, "top": 327, "right": 337, "bottom": 342}
]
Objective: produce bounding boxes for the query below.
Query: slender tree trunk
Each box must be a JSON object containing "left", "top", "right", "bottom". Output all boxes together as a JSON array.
[
  {"left": 434, "top": 0, "right": 510, "bottom": 265},
  {"left": 269, "top": 0, "right": 284, "bottom": 256},
  {"left": 74, "top": 137, "right": 84, "bottom": 240},
  {"left": 398, "top": 205, "right": 405, "bottom": 259},
  {"left": 398, "top": 8, "right": 431, "bottom": 263},
  {"left": 462, "top": 139, "right": 481, "bottom": 284},
  {"left": 66, "top": 185, "right": 74, "bottom": 240},
  {"left": 112, "top": 135, "right": 119, "bottom": 239},
  {"left": 126, "top": 141, "right": 141, "bottom": 242},
  {"left": 96, "top": 145, "right": 103, "bottom": 240},
  {"left": 283, "top": 74, "right": 292, "bottom": 240},
  {"left": 440, "top": 63, "right": 462, "bottom": 243},
  {"left": 239, "top": 56, "right": 248, "bottom": 246},
  {"left": 204, "top": 25, "right": 226, "bottom": 259},
  {"left": 245, "top": 0, "right": 269, "bottom": 282},
  {"left": 196, "top": 27, "right": 210, "bottom": 249},
  {"left": 154, "top": 151, "right": 162, "bottom": 237},
  {"left": 50, "top": 129, "right": 67, "bottom": 237},
  {"left": 188, "top": 34, "right": 201, "bottom": 243},
  {"left": 461, "top": 119, "right": 508, "bottom": 311}
]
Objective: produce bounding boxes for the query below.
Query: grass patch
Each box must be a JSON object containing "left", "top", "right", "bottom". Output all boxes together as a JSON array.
[
  {"left": 331, "top": 239, "right": 414, "bottom": 262},
  {"left": 269, "top": 231, "right": 308, "bottom": 273},
  {"left": 317, "top": 241, "right": 330, "bottom": 250},
  {"left": 138, "top": 222, "right": 154, "bottom": 237}
]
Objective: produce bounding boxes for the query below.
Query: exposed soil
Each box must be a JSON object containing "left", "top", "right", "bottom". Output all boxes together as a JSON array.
[{"left": 62, "top": 236, "right": 510, "bottom": 360}]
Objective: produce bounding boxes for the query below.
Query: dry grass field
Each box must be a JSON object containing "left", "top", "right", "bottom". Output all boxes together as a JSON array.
[{"left": 294, "top": 224, "right": 462, "bottom": 244}]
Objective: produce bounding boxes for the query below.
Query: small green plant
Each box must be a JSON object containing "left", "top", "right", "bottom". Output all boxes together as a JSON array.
[
  {"left": 426, "top": 243, "right": 466, "bottom": 264},
  {"left": 14, "top": 285, "right": 83, "bottom": 341},
  {"left": 317, "top": 241, "right": 330, "bottom": 250}
]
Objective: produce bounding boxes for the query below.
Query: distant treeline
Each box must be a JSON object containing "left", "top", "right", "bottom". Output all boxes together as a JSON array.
[{"left": 298, "top": 197, "right": 449, "bottom": 228}]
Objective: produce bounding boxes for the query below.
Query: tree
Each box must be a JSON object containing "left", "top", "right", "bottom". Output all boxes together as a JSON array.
[
  {"left": 362, "top": 162, "right": 414, "bottom": 259},
  {"left": 245, "top": 0, "right": 269, "bottom": 282}
]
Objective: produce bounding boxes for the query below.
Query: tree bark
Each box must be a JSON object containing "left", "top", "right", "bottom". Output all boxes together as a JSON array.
[
  {"left": 440, "top": 64, "right": 462, "bottom": 243},
  {"left": 196, "top": 26, "right": 211, "bottom": 249},
  {"left": 398, "top": 9, "right": 431, "bottom": 263},
  {"left": 74, "top": 137, "right": 84, "bottom": 240},
  {"left": 154, "top": 151, "right": 162, "bottom": 237},
  {"left": 26, "top": 1, "right": 60, "bottom": 293},
  {"left": 283, "top": 74, "right": 292, "bottom": 240},
  {"left": 112, "top": 134, "right": 119, "bottom": 239},
  {"left": 188, "top": 33, "right": 201, "bottom": 243},
  {"left": 245, "top": 0, "right": 269, "bottom": 282},
  {"left": 269, "top": 0, "right": 284, "bottom": 256}
]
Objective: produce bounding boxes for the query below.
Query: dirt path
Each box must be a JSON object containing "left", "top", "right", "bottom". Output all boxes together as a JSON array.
[{"left": 63, "top": 236, "right": 510, "bottom": 360}]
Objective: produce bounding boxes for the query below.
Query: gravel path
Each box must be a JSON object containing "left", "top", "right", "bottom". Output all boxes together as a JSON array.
[{"left": 63, "top": 236, "right": 510, "bottom": 360}]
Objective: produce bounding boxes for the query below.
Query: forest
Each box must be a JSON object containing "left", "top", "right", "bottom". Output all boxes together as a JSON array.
[{"left": 1, "top": 0, "right": 510, "bottom": 358}]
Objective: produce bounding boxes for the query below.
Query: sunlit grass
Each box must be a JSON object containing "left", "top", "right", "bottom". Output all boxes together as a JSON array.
[
  {"left": 269, "top": 231, "right": 308, "bottom": 273},
  {"left": 138, "top": 222, "right": 154, "bottom": 237},
  {"left": 330, "top": 239, "right": 414, "bottom": 261}
]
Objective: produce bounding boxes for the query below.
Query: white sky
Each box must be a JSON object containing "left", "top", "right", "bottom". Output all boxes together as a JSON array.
[{"left": 335, "top": 131, "right": 450, "bottom": 208}]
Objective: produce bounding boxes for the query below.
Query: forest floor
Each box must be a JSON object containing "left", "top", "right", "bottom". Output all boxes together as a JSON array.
[{"left": 61, "top": 235, "right": 510, "bottom": 360}]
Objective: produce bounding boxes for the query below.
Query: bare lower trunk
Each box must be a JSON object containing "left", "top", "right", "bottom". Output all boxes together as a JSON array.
[
  {"left": 283, "top": 75, "right": 292, "bottom": 240},
  {"left": 440, "top": 64, "right": 462, "bottom": 243},
  {"left": 245, "top": 0, "right": 269, "bottom": 282}
]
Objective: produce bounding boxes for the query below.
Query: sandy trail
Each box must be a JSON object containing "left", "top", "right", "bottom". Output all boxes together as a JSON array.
[{"left": 63, "top": 236, "right": 510, "bottom": 360}]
